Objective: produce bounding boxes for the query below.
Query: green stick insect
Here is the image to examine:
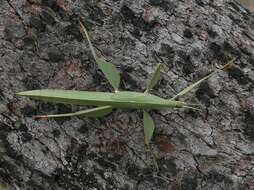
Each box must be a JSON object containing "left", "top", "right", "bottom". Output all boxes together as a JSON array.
[{"left": 17, "top": 21, "right": 234, "bottom": 171}]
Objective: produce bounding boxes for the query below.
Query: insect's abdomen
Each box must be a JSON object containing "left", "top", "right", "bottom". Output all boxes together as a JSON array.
[{"left": 17, "top": 90, "right": 183, "bottom": 109}]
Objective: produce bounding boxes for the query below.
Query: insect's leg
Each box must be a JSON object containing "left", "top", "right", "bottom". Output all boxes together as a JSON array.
[
  {"left": 170, "top": 58, "right": 235, "bottom": 100},
  {"left": 170, "top": 73, "right": 214, "bottom": 101},
  {"left": 145, "top": 63, "right": 162, "bottom": 93},
  {"left": 79, "top": 20, "right": 97, "bottom": 60},
  {"left": 33, "top": 106, "right": 112, "bottom": 118},
  {"left": 143, "top": 110, "right": 159, "bottom": 172}
]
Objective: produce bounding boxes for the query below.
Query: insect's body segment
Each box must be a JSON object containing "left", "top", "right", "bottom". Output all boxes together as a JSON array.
[{"left": 17, "top": 90, "right": 184, "bottom": 109}]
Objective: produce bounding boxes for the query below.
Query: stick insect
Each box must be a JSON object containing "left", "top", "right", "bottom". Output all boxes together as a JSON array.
[{"left": 17, "top": 21, "right": 234, "bottom": 170}]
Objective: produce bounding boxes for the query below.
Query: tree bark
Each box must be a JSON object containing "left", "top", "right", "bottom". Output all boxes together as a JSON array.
[{"left": 0, "top": 0, "right": 254, "bottom": 189}]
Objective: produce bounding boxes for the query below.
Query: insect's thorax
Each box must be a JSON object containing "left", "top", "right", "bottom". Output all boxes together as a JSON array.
[{"left": 108, "top": 91, "right": 181, "bottom": 109}]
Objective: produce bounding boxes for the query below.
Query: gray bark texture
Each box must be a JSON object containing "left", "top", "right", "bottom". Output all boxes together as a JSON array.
[{"left": 0, "top": 0, "right": 254, "bottom": 189}]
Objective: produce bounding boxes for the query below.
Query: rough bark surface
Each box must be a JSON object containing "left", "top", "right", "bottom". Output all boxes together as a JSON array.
[{"left": 0, "top": 0, "right": 254, "bottom": 189}]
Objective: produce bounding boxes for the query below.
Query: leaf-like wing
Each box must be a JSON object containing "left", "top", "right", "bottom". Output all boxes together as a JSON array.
[
  {"left": 145, "top": 64, "right": 162, "bottom": 93},
  {"left": 34, "top": 106, "right": 112, "bottom": 118},
  {"left": 96, "top": 58, "right": 120, "bottom": 92},
  {"left": 143, "top": 111, "right": 155, "bottom": 145}
]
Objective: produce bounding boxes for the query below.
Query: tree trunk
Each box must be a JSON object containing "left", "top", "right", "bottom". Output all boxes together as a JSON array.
[{"left": 1, "top": 0, "right": 254, "bottom": 189}]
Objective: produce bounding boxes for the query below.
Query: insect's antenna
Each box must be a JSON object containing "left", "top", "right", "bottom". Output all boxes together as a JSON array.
[
  {"left": 182, "top": 105, "right": 202, "bottom": 111},
  {"left": 185, "top": 103, "right": 202, "bottom": 107}
]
